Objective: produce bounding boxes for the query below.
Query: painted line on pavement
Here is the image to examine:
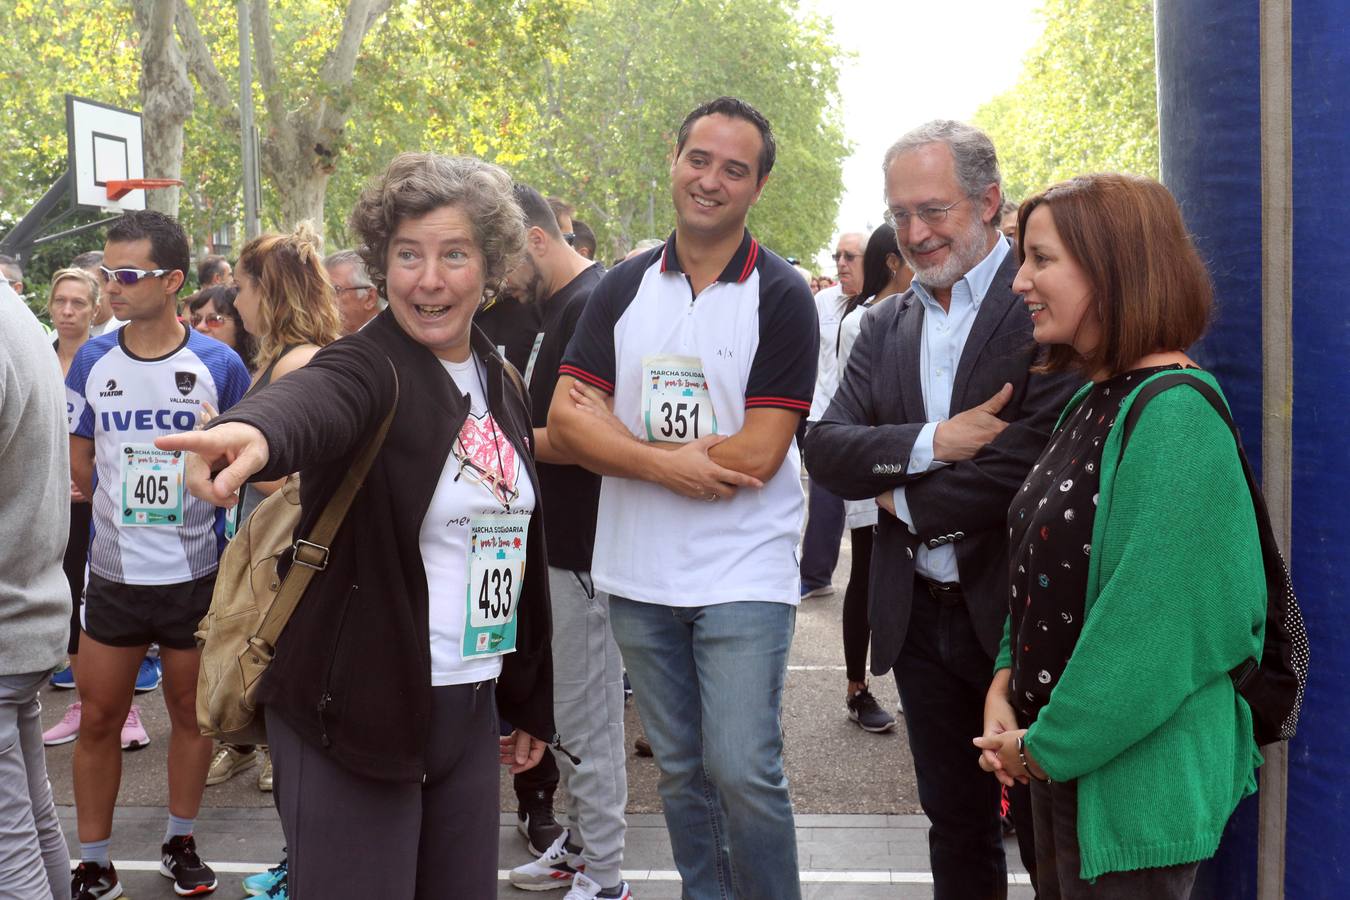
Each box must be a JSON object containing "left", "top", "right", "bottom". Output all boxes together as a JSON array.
[
  {"left": 786, "top": 664, "right": 848, "bottom": 671},
  {"left": 103, "top": 861, "right": 1032, "bottom": 885}
]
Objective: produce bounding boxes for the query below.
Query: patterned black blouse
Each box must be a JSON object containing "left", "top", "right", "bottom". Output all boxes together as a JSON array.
[{"left": 1007, "top": 365, "right": 1183, "bottom": 726}]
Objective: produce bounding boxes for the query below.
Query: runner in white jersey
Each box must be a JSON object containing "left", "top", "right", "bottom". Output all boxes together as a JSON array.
[
  {"left": 68, "top": 329, "right": 247, "bottom": 583},
  {"left": 66, "top": 211, "right": 250, "bottom": 900}
]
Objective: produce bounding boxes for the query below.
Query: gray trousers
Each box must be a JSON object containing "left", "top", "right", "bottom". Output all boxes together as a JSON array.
[
  {"left": 549, "top": 566, "right": 628, "bottom": 887},
  {"left": 1031, "top": 778, "right": 1200, "bottom": 899},
  {"left": 267, "top": 681, "right": 500, "bottom": 899},
  {"left": 0, "top": 672, "right": 67, "bottom": 900}
]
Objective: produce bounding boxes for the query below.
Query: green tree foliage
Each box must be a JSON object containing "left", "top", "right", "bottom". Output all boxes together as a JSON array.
[
  {"left": 0, "top": 0, "right": 569, "bottom": 252},
  {"left": 319, "top": 0, "right": 574, "bottom": 247},
  {"left": 973, "top": 0, "right": 1158, "bottom": 204},
  {"left": 508, "top": 0, "right": 849, "bottom": 262},
  {"left": 1, "top": 0, "right": 845, "bottom": 269},
  {"left": 0, "top": 2, "right": 140, "bottom": 221}
]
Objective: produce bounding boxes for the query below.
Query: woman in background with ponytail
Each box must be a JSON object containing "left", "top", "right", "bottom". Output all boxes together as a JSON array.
[
  {"left": 204, "top": 223, "right": 341, "bottom": 801},
  {"left": 836, "top": 224, "right": 911, "bottom": 734}
]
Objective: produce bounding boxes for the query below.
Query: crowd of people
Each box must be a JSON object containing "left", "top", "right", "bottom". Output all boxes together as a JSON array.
[{"left": 0, "top": 96, "right": 1269, "bottom": 900}]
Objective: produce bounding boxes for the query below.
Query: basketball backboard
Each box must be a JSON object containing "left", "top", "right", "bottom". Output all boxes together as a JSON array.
[{"left": 66, "top": 94, "right": 145, "bottom": 212}]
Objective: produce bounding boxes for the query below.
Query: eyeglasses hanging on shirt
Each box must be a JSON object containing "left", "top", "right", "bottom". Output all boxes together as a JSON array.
[{"left": 452, "top": 356, "right": 519, "bottom": 510}]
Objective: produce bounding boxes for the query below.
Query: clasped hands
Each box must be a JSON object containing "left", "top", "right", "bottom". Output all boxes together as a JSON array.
[{"left": 974, "top": 669, "right": 1048, "bottom": 786}]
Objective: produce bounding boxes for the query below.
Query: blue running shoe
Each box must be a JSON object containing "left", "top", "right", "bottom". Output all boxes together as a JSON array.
[
  {"left": 243, "top": 857, "right": 286, "bottom": 896},
  {"left": 134, "top": 657, "right": 161, "bottom": 693},
  {"left": 265, "top": 875, "right": 287, "bottom": 899},
  {"left": 50, "top": 665, "right": 77, "bottom": 690}
]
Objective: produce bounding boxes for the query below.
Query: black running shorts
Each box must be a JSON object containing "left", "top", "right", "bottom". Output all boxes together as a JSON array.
[{"left": 82, "top": 572, "right": 215, "bottom": 650}]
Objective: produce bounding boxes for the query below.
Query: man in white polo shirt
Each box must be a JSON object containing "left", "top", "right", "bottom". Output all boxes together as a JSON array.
[
  {"left": 550, "top": 97, "right": 816, "bottom": 900},
  {"left": 800, "top": 230, "right": 865, "bottom": 601}
]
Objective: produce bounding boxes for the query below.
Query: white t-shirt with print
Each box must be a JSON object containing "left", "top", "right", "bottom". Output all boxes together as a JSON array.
[{"left": 420, "top": 356, "right": 536, "bottom": 687}]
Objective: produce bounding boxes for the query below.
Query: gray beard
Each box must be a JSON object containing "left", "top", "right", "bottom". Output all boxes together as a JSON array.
[{"left": 905, "top": 219, "right": 990, "bottom": 291}]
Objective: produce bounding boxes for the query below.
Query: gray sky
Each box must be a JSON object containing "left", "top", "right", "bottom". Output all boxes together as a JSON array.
[{"left": 803, "top": 0, "right": 1045, "bottom": 271}]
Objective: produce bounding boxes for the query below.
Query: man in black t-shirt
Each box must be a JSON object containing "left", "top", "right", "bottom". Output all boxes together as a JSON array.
[
  {"left": 502, "top": 185, "right": 630, "bottom": 899},
  {"left": 472, "top": 291, "right": 541, "bottom": 373}
]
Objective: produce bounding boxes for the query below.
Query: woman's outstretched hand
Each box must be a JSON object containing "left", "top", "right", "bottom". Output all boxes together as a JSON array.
[{"left": 156, "top": 422, "right": 270, "bottom": 507}]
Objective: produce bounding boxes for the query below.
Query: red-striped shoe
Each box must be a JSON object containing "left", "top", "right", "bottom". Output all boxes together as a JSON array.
[{"left": 509, "top": 830, "right": 583, "bottom": 891}]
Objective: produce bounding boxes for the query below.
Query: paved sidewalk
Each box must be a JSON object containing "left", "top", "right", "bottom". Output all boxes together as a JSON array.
[{"left": 56, "top": 806, "right": 1033, "bottom": 898}]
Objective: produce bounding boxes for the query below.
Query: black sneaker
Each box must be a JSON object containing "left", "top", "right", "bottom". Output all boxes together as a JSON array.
[
  {"left": 72, "top": 861, "right": 123, "bottom": 900},
  {"left": 847, "top": 688, "right": 897, "bottom": 733},
  {"left": 159, "top": 834, "right": 218, "bottom": 896},
  {"left": 516, "top": 790, "right": 565, "bottom": 857}
]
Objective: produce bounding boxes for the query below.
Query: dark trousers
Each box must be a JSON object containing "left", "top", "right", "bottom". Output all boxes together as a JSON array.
[
  {"left": 842, "top": 526, "right": 872, "bottom": 682},
  {"left": 800, "top": 479, "right": 845, "bottom": 592},
  {"left": 514, "top": 740, "right": 559, "bottom": 805},
  {"left": 1031, "top": 779, "right": 1198, "bottom": 899},
  {"left": 267, "top": 682, "right": 500, "bottom": 899},
  {"left": 894, "top": 577, "right": 1036, "bottom": 900},
  {"left": 63, "top": 501, "right": 91, "bottom": 655}
]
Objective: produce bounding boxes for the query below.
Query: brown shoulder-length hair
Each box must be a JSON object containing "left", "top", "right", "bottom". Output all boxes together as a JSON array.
[
  {"left": 347, "top": 153, "right": 525, "bottom": 300},
  {"left": 236, "top": 222, "right": 341, "bottom": 369},
  {"left": 1019, "top": 173, "right": 1212, "bottom": 377}
]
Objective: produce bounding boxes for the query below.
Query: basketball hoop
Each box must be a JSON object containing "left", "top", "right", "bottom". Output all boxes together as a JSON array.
[{"left": 104, "top": 178, "right": 182, "bottom": 201}]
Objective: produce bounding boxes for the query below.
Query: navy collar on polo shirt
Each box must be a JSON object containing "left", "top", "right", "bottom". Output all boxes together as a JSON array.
[{"left": 659, "top": 229, "right": 761, "bottom": 284}]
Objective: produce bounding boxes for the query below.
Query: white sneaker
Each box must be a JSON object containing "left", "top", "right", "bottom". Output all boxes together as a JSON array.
[
  {"left": 509, "top": 830, "right": 583, "bottom": 891},
  {"left": 564, "top": 872, "right": 632, "bottom": 900}
]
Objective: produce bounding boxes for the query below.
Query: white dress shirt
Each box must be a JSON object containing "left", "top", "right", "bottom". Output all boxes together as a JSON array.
[
  {"left": 892, "top": 236, "right": 1010, "bottom": 583},
  {"left": 808, "top": 284, "right": 847, "bottom": 420}
]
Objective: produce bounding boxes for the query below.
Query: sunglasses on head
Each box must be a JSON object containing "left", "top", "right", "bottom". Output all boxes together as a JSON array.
[
  {"left": 99, "top": 265, "right": 172, "bottom": 286},
  {"left": 190, "top": 313, "right": 228, "bottom": 328}
]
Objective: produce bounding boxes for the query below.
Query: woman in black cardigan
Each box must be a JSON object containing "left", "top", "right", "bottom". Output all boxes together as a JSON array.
[{"left": 163, "top": 153, "right": 554, "bottom": 898}]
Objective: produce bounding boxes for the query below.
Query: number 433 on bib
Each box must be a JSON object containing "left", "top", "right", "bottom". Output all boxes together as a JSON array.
[{"left": 463, "top": 513, "right": 530, "bottom": 658}]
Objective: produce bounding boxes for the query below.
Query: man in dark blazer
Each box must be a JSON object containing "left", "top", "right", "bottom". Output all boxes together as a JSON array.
[{"left": 805, "top": 121, "right": 1079, "bottom": 900}]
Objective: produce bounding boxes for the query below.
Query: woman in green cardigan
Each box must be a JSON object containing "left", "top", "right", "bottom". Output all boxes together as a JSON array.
[{"left": 973, "top": 173, "right": 1266, "bottom": 898}]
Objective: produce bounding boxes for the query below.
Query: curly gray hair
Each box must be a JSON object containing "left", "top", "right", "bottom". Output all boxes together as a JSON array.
[
  {"left": 882, "top": 120, "right": 1002, "bottom": 200},
  {"left": 348, "top": 153, "right": 526, "bottom": 296}
]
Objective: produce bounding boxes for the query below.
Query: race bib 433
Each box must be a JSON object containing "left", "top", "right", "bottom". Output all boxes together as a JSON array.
[{"left": 463, "top": 513, "right": 530, "bottom": 658}]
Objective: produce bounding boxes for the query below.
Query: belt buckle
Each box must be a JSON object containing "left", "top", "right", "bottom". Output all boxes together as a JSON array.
[{"left": 923, "top": 578, "right": 959, "bottom": 606}]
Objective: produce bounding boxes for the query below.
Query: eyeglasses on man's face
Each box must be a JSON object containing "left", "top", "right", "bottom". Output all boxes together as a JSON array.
[
  {"left": 831, "top": 250, "right": 860, "bottom": 264},
  {"left": 884, "top": 197, "right": 969, "bottom": 231},
  {"left": 335, "top": 284, "right": 374, "bottom": 294},
  {"left": 190, "top": 313, "right": 228, "bottom": 329}
]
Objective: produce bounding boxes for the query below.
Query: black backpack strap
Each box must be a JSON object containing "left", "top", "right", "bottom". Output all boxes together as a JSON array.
[
  {"left": 1116, "top": 372, "right": 1273, "bottom": 689},
  {"left": 1119, "top": 372, "right": 1234, "bottom": 453}
]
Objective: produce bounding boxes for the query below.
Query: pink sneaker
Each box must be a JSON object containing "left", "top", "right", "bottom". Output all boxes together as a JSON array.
[
  {"left": 42, "top": 701, "right": 81, "bottom": 746},
  {"left": 121, "top": 703, "right": 150, "bottom": 751}
]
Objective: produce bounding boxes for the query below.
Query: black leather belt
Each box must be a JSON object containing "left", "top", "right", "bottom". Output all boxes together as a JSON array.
[{"left": 917, "top": 575, "right": 964, "bottom": 607}]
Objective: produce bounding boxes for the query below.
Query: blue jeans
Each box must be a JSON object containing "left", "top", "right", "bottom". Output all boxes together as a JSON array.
[{"left": 610, "top": 597, "right": 800, "bottom": 900}]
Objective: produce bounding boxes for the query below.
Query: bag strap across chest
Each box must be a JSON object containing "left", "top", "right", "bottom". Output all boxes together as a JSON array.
[
  {"left": 250, "top": 357, "right": 400, "bottom": 655},
  {"left": 1117, "top": 371, "right": 1309, "bottom": 745}
]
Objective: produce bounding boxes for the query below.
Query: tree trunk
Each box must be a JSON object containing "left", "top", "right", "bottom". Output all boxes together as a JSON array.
[
  {"left": 134, "top": 0, "right": 194, "bottom": 217},
  {"left": 276, "top": 164, "right": 330, "bottom": 238}
]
